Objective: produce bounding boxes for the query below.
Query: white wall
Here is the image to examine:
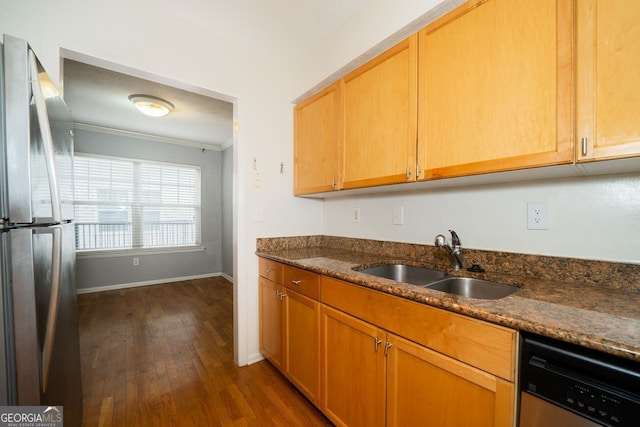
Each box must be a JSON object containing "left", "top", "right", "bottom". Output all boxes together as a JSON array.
[
  {"left": 291, "top": 0, "right": 464, "bottom": 97},
  {"left": 5, "top": 0, "right": 637, "bottom": 368},
  {"left": 0, "top": 0, "right": 323, "bottom": 366},
  {"left": 322, "top": 174, "right": 640, "bottom": 264}
]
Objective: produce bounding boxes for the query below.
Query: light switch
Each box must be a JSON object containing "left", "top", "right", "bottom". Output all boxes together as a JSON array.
[
  {"left": 352, "top": 208, "right": 361, "bottom": 223},
  {"left": 393, "top": 206, "right": 404, "bottom": 225}
]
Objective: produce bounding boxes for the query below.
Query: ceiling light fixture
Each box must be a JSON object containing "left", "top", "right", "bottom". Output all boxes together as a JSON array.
[{"left": 128, "top": 94, "right": 174, "bottom": 117}]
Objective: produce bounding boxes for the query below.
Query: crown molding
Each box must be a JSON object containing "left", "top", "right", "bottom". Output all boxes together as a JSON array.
[{"left": 73, "top": 122, "right": 222, "bottom": 151}]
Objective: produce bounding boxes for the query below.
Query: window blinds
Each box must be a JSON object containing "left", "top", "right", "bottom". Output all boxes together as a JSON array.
[{"left": 73, "top": 154, "right": 201, "bottom": 251}]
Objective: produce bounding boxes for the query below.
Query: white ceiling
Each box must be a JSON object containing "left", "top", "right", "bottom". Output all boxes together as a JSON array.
[
  {"left": 62, "top": 0, "right": 372, "bottom": 151},
  {"left": 63, "top": 59, "right": 235, "bottom": 149},
  {"left": 144, "top": 0, "right": 371, "bottom": 62}
]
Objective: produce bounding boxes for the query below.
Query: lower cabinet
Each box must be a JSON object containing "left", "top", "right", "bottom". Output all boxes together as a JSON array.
[
  {"left": 321, "top": 305, "right": 386, "bottom": 427},
  {"left": 258, "top": 276, "right": 284, "bottom": 371},
  {"left": 321, "top": 304, "right": 515, "bottom": 427},
  {"left": 258, "top": 259, "right": 321, "bottom": 406},
  {"left": 259, "top": 258, "right": 517, "bottom": 426},
  {"left": 386, "top": 333, "right": 514, "bottom": 427},
  {"left": 284, "top": 289, "right": 321, "bottom": 405}
]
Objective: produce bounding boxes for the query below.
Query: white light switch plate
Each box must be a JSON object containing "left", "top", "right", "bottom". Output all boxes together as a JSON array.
[
  {"left": 352, "top": 208, "right": 361, "bottom": 223},
  {"left": 393, "top": 206, "right": 404, "bottom": 225}
]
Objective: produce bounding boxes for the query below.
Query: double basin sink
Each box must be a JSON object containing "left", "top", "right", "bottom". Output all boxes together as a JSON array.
[{"left": 357, "top": 264, "right": 518, "bottom": 300}]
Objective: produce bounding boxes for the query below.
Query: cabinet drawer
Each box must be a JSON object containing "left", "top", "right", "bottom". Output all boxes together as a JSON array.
[
  {"left": 259, "top": 258, "right": 283, "bottom": 283},
  {"left": 321, "top": 276, "right": 516, "bottom": 381},
  {"left": 283, "top": 266, "right": 320, "bottom": 300}
]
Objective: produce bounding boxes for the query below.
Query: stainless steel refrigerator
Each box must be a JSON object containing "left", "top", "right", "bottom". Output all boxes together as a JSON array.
[{"left": 0, "top": 34, "right": 82, "bottom": 426}]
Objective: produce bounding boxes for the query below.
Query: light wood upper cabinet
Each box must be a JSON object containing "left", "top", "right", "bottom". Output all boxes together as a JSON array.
[
  {"left": 576, "top": 0, "right": 640, "bottom": 161},
  {"left": 294, "top": 82, "right": 343, "bottom": 195},
  {"left": 292, "top": 0, "right": 640, "bottom": 195},
  {"left": 417, "top": 0, "right": 574, "bottom": 179},
  {"left": 342, "top": 34, "right": 418, "bottom": 189}
]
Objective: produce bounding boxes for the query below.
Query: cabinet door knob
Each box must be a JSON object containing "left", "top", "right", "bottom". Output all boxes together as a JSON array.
[
  {"left": 291, "top": 280, "right": 302, "bottom": 285},
  {"left": 264, "top": 268, "right": 272, "bottom": 273}
]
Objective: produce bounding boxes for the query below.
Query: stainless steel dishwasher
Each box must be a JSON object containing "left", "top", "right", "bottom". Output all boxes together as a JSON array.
[{"left": 519, "top": 332, "right": 640, "bottom": 427}]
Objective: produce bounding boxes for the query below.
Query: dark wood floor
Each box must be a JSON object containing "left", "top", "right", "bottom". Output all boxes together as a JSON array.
[{"left": 78, "top": 277, "right": 332, "bottom": 426}]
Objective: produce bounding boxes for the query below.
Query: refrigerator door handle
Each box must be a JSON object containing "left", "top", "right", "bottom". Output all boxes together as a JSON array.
[
  {"left": 41, "top": 226, "right": 62, "bottom": 393},
  {"left": 28, "top": 50, "right": 62, "bottom": 224}
]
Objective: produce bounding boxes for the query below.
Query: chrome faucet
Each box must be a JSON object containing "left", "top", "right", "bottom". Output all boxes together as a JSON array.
[{"left": 434, "top": 230, "right": 463, "bottom": 270}]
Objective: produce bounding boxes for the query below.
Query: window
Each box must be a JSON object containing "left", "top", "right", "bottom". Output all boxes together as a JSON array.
[{"left": 73, "top": 153, "right": 201, "bottom": 252}]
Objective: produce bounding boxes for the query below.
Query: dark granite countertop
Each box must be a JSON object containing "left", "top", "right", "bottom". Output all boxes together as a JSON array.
[{"left": 256, "top": 246, "right": 640, "bottom": 362}]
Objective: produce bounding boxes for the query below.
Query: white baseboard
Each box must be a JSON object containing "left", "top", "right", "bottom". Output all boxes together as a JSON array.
[
  {"left": 220, "top": 272, "right": 234, "bottom": 283},
  {"left": 246, "top": 352, "right": 266, "bottom": 365},
  {"left": 77, "top": 272, "right": 231, "bottom": 294}
]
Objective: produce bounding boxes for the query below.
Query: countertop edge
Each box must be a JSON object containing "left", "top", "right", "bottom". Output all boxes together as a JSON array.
[{"left": 256, "top": 250, "right": 640, "bottom": 362}]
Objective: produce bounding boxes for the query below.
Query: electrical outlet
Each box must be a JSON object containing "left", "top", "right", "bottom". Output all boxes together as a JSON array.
[
  {"left": 527, "top": 202, "right": 549, "bottom": 230},
  {"left": 352, "top": 208, "right": 361, "bottom": 223},
  {"left": 133, "top": 257, "right": 140, "bottom": 266}
]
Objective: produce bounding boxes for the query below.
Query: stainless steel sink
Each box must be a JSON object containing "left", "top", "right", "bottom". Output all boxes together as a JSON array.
[
  {"left": 425, "top": 277, "right": 518, "bottom": 299},
  {"left": 357, "top": 264, "right": 447, "bottom": 286}
]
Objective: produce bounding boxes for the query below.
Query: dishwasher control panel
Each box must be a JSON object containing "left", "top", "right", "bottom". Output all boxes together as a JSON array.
[
  {"left": 566, "top": 383, "right": 622, "bottom": 424},
  {"left": 520, "top": 333, "right": 640, "bottom": 427}
]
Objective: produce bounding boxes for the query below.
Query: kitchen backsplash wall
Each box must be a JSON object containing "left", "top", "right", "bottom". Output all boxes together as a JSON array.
[
  {"left": 257, "top": 235, "right": 640, "bottom": 293},
  {"left": 321, "top": 174, "right": 640, "bottom": 265}
]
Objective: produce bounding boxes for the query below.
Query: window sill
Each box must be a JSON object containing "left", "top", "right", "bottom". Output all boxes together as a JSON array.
[{"left": 76, "top": 246, "right": 206, "bottom": 260}]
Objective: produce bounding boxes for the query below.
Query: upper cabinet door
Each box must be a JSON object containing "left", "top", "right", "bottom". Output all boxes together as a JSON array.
[
  {"left": 342, "top": 35, "right": 418, "bottom": 189},
  {"left": 294, "top": 82, "right": 343, "bottom": 195},
  {"left": 417, "top": 0, "right": 574, "bottom": 180},
  {"left": 577, "top": 0, "right": 640, "bottom": 162}
]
